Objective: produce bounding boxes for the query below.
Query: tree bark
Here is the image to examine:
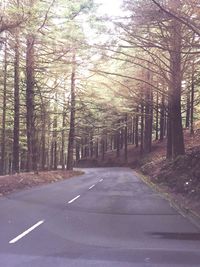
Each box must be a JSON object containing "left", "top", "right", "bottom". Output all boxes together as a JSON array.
[
  {"left": 67, "top": 53, "right": 76, "bottom": 170},
  {"left": 160, "top": 94, "right": 165, "bottom": 141},
  {"left": 13, "top": 33, "right": 20, "bottom": 173},
  {"left": 116, "top": 120, "right": 120, "bottom": 157},
  {"left": 0, "top": 40, "right": 7, "bottom": 175},
  {"left": 101, "top": 138, "right": 105, "bottom": 161},
  {"left": 144, "top": 87, "right": 153, "bottom": 153},
  {"left": 41, "top": 108, "right": 46, "bottom": 170},
  {"left": 185, "top": 89, "right": 190, "bottom": 129},
  {"left": 190, "top": 61, "right": 195, "bottom": 134},
  {"left": 95, "top": 138, "right": 99, "bottom": 158},
  {"left": 53, "top": 96, "right": 58, "bottom": 170},
  {"left": 61, "top": 104, "right": 66, "bottom": 170},
  {"left": 140, "top": 102, "right": 144, "bottom": 155},
  {"left": 169, "top": 0, "right": 185, "bottom": 157},
  {"left": 135, "top": 106, "right": 139, "bottom": 147},
  {"left": 124, "top": 113, "right": 128, "bottom": 162},
  {"left": 26, "top": 34, "right": 38, "bottom": 172},
  {"left": 155, "top": 92, "right": 159, "bottom": 140}
]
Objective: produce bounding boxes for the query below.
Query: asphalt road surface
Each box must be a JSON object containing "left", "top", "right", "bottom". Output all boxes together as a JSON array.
[{"left": 0, "top": 167, "right": 200, "bottom": 267}]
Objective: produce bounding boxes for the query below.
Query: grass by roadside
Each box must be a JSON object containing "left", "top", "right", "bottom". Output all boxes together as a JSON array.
[{"left": 0, "top": 170, "right": 84, "bottom": 197}]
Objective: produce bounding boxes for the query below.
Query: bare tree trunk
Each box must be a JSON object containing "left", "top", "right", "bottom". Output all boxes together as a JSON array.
[
  {"left": 131, "top": 116, "right": 135, "bottom": 144},
  {"left": 95, "top": 138, "right": 99, "bottom": 158},
  {"left": 101, "top": 138, "right": 105, "bottom": 161},
  {"left": 26, "top": 34, "right": 38, "bottom": 172},
  {"left": 167, "top": 115, "right": 173, "bottom": 159},
  {"left": 169, "top": 0, "right": 185, "bottom": 158},
  {"left": 61, "top": 104, "right": 66, "bottom": 170},
  {"left": 13, "top": 33, "right": 20, "bottom": 173},
  {"left": 140, "top": 102, "right": 144, "bottom": 155},
  {"left": 41, "top": 106, "right": 46, "bottom": 170},
  {"left": 135, "top": 106, "right": 139, "bottom": 147},
  {"left": 76, "top": 140, "right": 80, "bottom": 162},
  {"left": 67, "top": 53, "right": 76, "bottom": 170},
  {"left": 144, "top": 88, "right": 153, "bottom": 153},
  {"left": 160, "top": 94, "right": 165, "bottom": 141},
  {"left": 0, "top": 40, "right": 7, "bottom": 175},
  {"left": 89, "top": 132, "right": 94, "bottom": 157},
  {"left": 124, "top": 113, "right": 128, "bottom": 162},
  {"left": 185, "top": 90, "right": 190, "bottom": 129},
  {"left": 155, "top": 92, "right": 159, "bottom": 140},
  {"left": 190, "top": 61, "right": 195, "bottom": 134},
  {"left": 53, "top": 97, "right": 58, "bottom": 170},
  {"left": 116, "top": 120, "right": 120, "bottom": 157}
]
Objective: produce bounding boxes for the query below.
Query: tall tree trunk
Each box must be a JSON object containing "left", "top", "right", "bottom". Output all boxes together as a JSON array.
[
  {"left": 76, "top": 140, "right": 80, "bottom": 162},
  {"left": 190, "top": 61, "right": 195, "bottom": 134},
  {"left": 131, "top": 116, "right": 135, "bottom": 144},
  {"left": 169, "top": 0, "right": 185, "bottom": 158},
  {"left": 13, "top": 33, "right": 20, "bottom": 173},
  {"left": 116, "top": 120, "right": 120, "bottom": 157},
  {"left": 140, "top": 102, "right": 144, "bottom": 155},
  {"left": 53, "top": 96, "right": 58, "bottom": 170},
  {"left": 144, "top": 88, "right": 153, "bottom": 153},
  {"left": 0, "top": 40, "right": 7, "bottom": 175},
  {"left": 160, "top": 94, "right": 165, "bottom": 141},
  {"left": 124, "top": 113, "right": 128, "bottom": 162},
  {"left": 155, "top": 92, "right": 159, "bottom": 140},
  {"left": 67, "top": 53, "right": 76, "bottom": 170},
  {"left": 120, "top": 124, "right": 124, "bottom": 149},
  {"left": 135, "top": 106, "right": 139, "bottom": 147},
  {"left": 95, "top": 138, "right": 99, "bottom": 158},
  {"left": 81, "top": 138, "right": 84, "bottom": 159},
  {"left": 26, "top": 34, "right": 38, "bottom": 172},
  {"left": 166, "top": 99, "right": 173, "bottom": 159},
  {"left": 41, "top": 112, "right": 46, "bottom": 170},
  {"left": 185, "top": 89, "right": 190, "bottom": 129},
  {"left": 89, "top": 132, "right": 93, "bottom": 157},
  {"left": 101, "top": 138, "right": 105, "bottom": 161},
  {"left": 61, "top": 105, "right": 66, "bottom": 170},
  {"left": 167, "top": 115, "right": 173, "bottom": 159}
]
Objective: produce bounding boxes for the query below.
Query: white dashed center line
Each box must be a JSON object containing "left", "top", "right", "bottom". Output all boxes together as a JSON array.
[
  {"left": 99, "top": 179, "right": 103, "bottom": 182},
  {"left": 89, "top": 184, "right": 95, "bottom": 190},
  {"left": 9, "top": 220, "right": 44, "bottom": 244},
  {"left": 68, "top": 195, "right": 80, "bottom": 204}
]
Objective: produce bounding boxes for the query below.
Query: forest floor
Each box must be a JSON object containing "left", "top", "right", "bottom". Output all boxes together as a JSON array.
[
  {"left": 77, "top": 129, "right": 200, "bottom": 220},
  {"left": 0, "top": 170, "right": 83, "bottom": 197}
]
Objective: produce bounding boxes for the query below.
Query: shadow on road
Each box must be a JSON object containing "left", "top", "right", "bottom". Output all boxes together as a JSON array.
[{"left": 150, "top": 232, "right": 200, "bottom": 241}]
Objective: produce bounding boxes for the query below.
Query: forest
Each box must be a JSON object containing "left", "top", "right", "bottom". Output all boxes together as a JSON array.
[{"left": 0, "top": 0, "right": 200, "bottom": 176}]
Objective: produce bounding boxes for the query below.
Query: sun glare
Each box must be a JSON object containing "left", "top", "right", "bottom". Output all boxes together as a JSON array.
[{"left": 95, "top": 0, "right": 123, "bottom": 16}]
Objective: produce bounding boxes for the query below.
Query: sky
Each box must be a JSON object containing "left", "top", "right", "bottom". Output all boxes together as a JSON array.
[{"left": 95, "top": 0, "right": 123, "bottom": 16}]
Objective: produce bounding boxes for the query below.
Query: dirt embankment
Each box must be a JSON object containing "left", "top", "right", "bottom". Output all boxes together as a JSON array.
[{"left": 0, "top": 170, "right": 83, "bottom": 196}]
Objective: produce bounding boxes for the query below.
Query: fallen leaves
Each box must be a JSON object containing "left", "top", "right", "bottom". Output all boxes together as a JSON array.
[{"left": 0, "top": 170, "right": 83, "bottom": 196}]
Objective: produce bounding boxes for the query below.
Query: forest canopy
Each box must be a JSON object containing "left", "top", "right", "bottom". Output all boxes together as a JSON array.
[{"left": 0, "top": 0, "right": 200, "bottom": 174}]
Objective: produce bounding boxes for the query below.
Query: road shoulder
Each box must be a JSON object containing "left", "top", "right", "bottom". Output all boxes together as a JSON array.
[{"left": 136, "top": 170, "right": 200, "bottom": 230}]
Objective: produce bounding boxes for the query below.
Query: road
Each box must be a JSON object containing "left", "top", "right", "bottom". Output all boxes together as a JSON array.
[{"left": 0, "top": 167, "right": 200, "bottom": 267}]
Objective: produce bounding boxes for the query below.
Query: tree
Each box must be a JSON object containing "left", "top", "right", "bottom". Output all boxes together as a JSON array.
[
  {"left": 67, "top": 52, "right": 76, "bottom": 170},
  {"left": 12, "top": 30, "right": 20, "bottom": 173}
]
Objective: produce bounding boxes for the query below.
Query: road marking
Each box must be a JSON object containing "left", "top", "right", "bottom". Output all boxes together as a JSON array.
[
  {"left": 89, "top": 184, "right": 95, "bottom": 190},
  {"left": 9, "top": 220, "right": 44, "bottom": 244},
  {"left": 68, "top": 195, "right": 80, "bottom": 204},
  {"left": 99, "top": 179, "right": 103, "bottom": 182}
]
